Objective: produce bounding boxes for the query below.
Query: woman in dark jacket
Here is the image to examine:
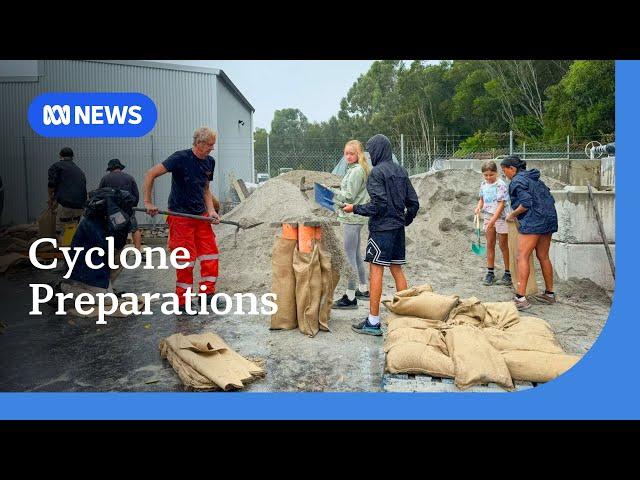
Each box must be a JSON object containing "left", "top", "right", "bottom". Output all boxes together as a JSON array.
[{"left": 501, "top": 155, "right": 558, "bottom": 310}]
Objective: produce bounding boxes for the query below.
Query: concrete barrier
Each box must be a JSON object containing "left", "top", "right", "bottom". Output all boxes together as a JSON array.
[
  {"left": 601, "top": 156, "right": 615, "bottom": 190},
  {"left": 550, "top": 242, "right": 615, "bottom": 290},
  {"left": 551, "top": 188, "right": 615, "bottom": 243},
  {"left": 441, "top": 158, "right": 601, "bottom": 188}
]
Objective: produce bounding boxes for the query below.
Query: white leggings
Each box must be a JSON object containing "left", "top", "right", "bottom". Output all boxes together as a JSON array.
[{"left": 343, "top": 223, "right": 367, "bottom": 290}]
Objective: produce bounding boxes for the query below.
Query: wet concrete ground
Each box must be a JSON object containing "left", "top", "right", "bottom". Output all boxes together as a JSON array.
[
  {"left": 0, "top": 265, "right": 384, "bottom": 392},
  {"left": 0, "top": 247, "right": 611, "bottom": 392}
]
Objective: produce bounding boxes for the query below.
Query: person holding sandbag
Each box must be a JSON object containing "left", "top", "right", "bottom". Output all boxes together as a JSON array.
[{"left": 501, "top": 155, "right": 558, "bottom": 311}]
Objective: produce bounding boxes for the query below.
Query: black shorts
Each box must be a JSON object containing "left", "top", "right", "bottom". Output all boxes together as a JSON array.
[{"left": 365, "top": 228, "right": 406, "bottom": 266}]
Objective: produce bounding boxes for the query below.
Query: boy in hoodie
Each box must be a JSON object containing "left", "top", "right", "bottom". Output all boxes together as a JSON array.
[{"left": 342, "top": 134, "right": 420, "bottom": 336}]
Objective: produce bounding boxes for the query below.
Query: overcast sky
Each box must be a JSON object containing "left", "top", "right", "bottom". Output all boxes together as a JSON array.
[{"left": 158, "top": 60, "right": 438, "bottom": 131}]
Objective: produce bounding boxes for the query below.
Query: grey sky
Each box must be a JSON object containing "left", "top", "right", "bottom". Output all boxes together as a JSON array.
[{"left": 159, "top": 60, "right": 437, "bottom": 131}]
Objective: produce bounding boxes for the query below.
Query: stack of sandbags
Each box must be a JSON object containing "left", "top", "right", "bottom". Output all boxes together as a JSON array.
[
  {"left": 269, "top": 225, "right": 340, "bottom": 337},
  {"left": 382, "top": 285, "right": 582, "bottom": 389},
  {"left": 159, "top": 332, "right": 265, "bottom": 391}
]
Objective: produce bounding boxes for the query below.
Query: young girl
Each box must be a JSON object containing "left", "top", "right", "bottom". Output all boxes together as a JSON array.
[
  {"left": 328, "top": 140, "right": 371, "bottom": 309},
  {"left": 474, "top": 160, "right": 511, "bottom": 286}
]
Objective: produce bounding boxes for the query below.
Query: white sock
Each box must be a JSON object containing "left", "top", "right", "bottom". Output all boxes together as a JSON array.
[
  {"left": 359, "top": 284, "right": 368, "bottom": 293},
  {"left": 367, "top": 314, "right": 380, "bottom": 326},
  {"left": 346, "top": 289, "right": 356, "bottom": 301}
]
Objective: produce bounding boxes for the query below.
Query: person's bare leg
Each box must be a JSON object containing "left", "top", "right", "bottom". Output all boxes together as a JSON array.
[
  {"left": 133, "top": 230, "right": 142, "bottom": 250},
  {"left": 516, "top": 234, "right": 539, "bottom": 296},
  {"left": 486, "top": 225, "right": 496, "bottom": 268},
  {"left": 535, "top": 234, "right": 554, "bottom": 292},
  {"left": 389, "top": 264, "right": 408, "bottom": 292},
  {"left": 369, "top": 263, "right": 384, "bottom": 316},
  {"left": 498, "top": 233, "right": 509, "bottom": 271}
]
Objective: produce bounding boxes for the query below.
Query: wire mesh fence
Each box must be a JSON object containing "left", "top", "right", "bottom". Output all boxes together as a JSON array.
[{"left": 254, "top": 132, "right": 615, "bottom": 177}]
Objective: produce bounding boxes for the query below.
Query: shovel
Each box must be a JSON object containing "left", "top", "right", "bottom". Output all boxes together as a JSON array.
[
  {"left": 471, "top": 214, "right": 486, "bottom": 256},
  {"left": 133, "top": 208, "right": 263, "bottom": 230},
  {"left": 313, "top": 182, "right": 344, "bottom": 212}
]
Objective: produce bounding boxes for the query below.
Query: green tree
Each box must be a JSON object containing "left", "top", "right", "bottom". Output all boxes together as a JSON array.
[{"left": 543, "top": 60, "right": 615, "bottom": 141}]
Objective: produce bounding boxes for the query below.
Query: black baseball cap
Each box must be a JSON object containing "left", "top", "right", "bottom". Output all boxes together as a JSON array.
[{"left": 59, "top": 147, "right": 74, "bottom": 158}]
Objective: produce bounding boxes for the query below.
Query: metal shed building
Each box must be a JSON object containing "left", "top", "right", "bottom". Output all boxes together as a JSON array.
[{"left": 0, "top": 60, "right": 255, "bottom": 225}]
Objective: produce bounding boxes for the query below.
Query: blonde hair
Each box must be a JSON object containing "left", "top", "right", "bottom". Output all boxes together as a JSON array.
[
  {"left": 345, "top": 139, "right": 370, "bottom": 177},
  {"left": 193, "top": 127, "right": 217, "bottom": 146}
]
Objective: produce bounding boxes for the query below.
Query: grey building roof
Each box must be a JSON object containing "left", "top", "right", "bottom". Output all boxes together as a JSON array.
[{"left": 86, "top": 60, "right": 255, "bottom": 113}]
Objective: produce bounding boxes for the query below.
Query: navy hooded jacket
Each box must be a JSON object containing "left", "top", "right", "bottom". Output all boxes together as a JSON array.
[
  {"left": 353, "top": 134, "right": 420, "bottom": 231},
  {"left": 509, "top": 169, "right": 558, "bottom": 234}
]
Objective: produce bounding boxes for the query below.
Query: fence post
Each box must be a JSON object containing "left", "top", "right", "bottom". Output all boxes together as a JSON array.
[
  {"left": 566, "top": 135, "right": 570, "bottom": 159},
  {"left": 509, "top": 130, "right": 513, "bottom": 155},
  {"left": 22, "top": 136, "right": 31, "bottom": 222},
  {"left": 400, "top": 134, "right": 404, "bottom": 168},
  {"left": 523, "top": 142, "right": 526, "bottom": 160},
  {"left": 150, "top": 135, "right": 157, "bottom": 216},
  {"left": 267, "top": 134, "right": 271, "bottom": 178}
]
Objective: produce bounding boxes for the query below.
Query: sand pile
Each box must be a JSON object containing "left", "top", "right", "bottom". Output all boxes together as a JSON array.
[
  {"left": 216, "top": 175, "right": 354, "bottom": 294},
  {"left": 276, "top": 170, "right": 342, "bottom": 190},
  {"left": 406, "top": 169, "right": 480, "bottom": 270}
]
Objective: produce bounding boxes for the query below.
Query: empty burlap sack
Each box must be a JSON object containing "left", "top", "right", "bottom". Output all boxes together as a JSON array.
[
  {"left": 482, "top": 302, "right": 520, "bottom": 329},
  {"left": 159, "top": 332, "right": 265, "bottom": 391},
  {"left": 270, "top": 236, "right": 298, "bottom": 330},
  {"left": 387, "top": 314, "right": 448, "bottom": 332},
  {"left": 383, "top": 291, "right": 459, "bottom": 321},
  {"left": 37, "top": 207, "right": 57, "bottom": 237},
  {"left": 445, "top": 325, "right": 514, "bottom": 391},
  {"left": 483, "top": 326, "right": 564, "bottom": 354},
  {"left": 447, "top": 296, "right": 486, "bottom": 327},
  {"left": 502, "top": 351, "right": 580, "bottom": 383},
  {"left": 318, "top": 242, "right": 339, "bottom": 332},
  {"left": 293, "top": 244, "right": 322, "bottom": 337},
  {"left": 395, "top": 284, "right": 434, "bottom": 297},
  {"left": 384, "top": 327, "right": 448, "bottom": 354},
  {"left": 386, "top": 343, "right": 454, "bottom": 378}
]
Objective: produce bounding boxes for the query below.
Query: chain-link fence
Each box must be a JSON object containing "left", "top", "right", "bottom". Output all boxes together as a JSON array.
[{"left": 254, "top": 132, "right": 615, "bottom": 177}]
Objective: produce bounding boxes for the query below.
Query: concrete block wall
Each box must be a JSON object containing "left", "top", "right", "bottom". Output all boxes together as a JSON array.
[
  {"left": 441, "top": 158, "right": 603, "bottom": 188},
  {"left": 550, "top": 187, "right": 615, "bottom": 290},
  {"left": 601, "top": 156, "right": 615, "bottom": 190}
]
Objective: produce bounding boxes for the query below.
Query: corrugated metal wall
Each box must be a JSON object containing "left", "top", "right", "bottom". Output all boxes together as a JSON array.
[
  {"left": 216, "top": 79, "right": 254, "bottom": 200},
  {"left": 0, "top": 60, "right": 252, "bottom": 226}
]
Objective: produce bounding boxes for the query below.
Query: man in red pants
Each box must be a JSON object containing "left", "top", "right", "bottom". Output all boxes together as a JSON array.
[{"left": 143, "top": 127, "right": 222, "bottom": 314}]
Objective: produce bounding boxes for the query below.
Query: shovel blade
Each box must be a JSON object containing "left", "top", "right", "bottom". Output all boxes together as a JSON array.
[
  {"left": 471, "top": 243, "right": 487, "bottom": 256},
  {"left": 314, "top": 183, "right": 336, "bottom": 212}
]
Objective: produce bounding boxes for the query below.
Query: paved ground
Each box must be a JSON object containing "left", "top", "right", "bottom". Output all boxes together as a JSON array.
[{"left": 0, "top": 247, "right": 611, "bottom": 392}]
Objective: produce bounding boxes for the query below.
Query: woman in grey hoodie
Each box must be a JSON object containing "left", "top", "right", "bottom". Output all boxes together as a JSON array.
[{"left": 328, "top": 140, "right": 371, "bottom": 309}]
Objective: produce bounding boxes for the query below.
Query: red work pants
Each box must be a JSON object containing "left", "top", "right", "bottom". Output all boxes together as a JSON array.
[{"left": 167, "top": 215, "right": 219, "bottom": 305}]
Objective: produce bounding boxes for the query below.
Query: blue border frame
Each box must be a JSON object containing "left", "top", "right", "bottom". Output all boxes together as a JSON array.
[{"left": 1, "top": 60, "right": 637, "bottom": 420}]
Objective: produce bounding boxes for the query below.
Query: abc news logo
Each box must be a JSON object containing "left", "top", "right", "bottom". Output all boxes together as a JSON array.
[
  {"left": 42, "top": 104, "right": 143, "bottom": 126},
  {"left": 29, "top": 93, "right": 157, "bottom": 137}
]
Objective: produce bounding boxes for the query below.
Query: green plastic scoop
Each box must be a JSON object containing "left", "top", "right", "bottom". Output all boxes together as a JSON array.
[{"left": 472, "top": 214, "right": 487, "bottom": 256}]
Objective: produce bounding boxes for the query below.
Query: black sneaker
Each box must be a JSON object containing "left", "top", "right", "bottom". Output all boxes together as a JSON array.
[
  {"left": 483, "top": 271, "right": 496, "bottom": 286},
  {"left": 351, "top": 319, "right": 383, "bottom": 336},
  {"left": 355, "top": 289, "right": 370, "bottom": 299},
  {"left": 176, "top": 302, "right": 199, "bottom": 316},
  {"left": 332, "top": 294, "right": 358, "bottom": 309},
  {"left": 495, "top": 272, "right": 512, "bottom": 286},
  {"left": 204, "top": 293, "right": 228, "bottom": 312}
]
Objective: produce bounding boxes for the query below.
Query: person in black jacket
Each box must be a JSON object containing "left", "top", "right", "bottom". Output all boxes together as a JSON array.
[{"left": 343, "top": 134, "right": 420, "bottom": 336}]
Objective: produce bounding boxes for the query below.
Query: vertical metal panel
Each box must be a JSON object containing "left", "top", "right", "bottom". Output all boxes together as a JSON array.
[{"left": 0, "top": 60, "right": 251, "bottom": 225}]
